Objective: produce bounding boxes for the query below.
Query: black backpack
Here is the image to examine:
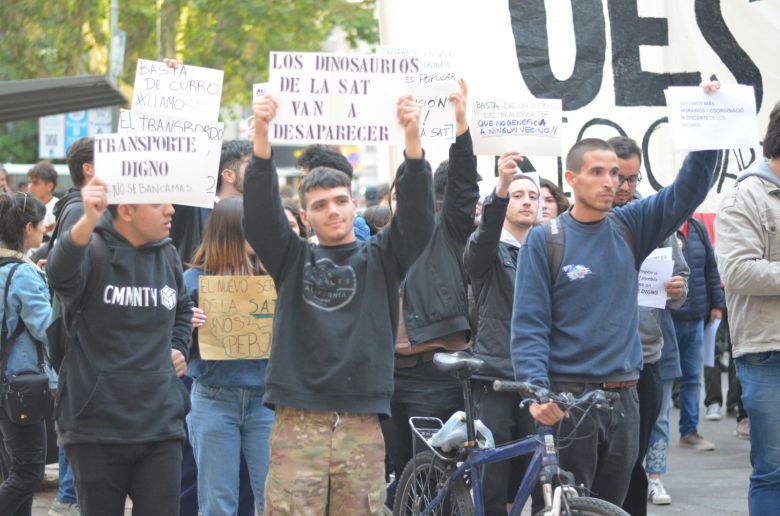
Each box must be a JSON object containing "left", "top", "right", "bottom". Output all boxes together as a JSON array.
[{"left": 541, "top": 212, "right": 636, "bottom": 284}]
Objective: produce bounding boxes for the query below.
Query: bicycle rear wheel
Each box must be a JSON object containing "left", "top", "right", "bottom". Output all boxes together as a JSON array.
[
  {"left": 393, "top": 450, "right": 474, "bottom": 516},
  {"left": 533, "top": 495, "right": 629, "bottom": 516}
]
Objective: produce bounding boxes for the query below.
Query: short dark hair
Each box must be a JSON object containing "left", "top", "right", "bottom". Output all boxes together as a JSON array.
[
  {"left": 510, "top": 173, "right": 540, "bottom": 197},
  {"left": 566, "top": 138, "right": 615, "bottom": 173},
  {"left": 0, "top": 192, "right": 46, "bottom": 251},
  {"left": 297, "top": 145, "right": 353, "bottom": 179},
  {"left": 539, "top": 178, "right": 570, "bottom": 214},
  {"left": 433, "top": 160, "right": 449, "bottom": 203},
  {"left": 607, "top": 136, "right": 642, "bottom": 164},
  {"left": 763, "top": 101, "right": 780, "bottom": 160},
  {"left": 66, "top": 137, "right": 94, "bottom": 187},
  {"left": 299, "top": 167, "right": 352, "bottom": 208},
  {"left": 363, "top": 205, "right": 392, "bottom": 235},
  {"left": 27, "top": 160, "right": 58, "bottom": 188},
  {"left": 217, "top": 140, "right": 253, "bottom": 192}
]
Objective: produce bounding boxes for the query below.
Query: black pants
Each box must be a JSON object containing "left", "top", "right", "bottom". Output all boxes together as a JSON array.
[
  {"left": 381, "top": 359, "right": 463, "bottom": 480},
  {"left": 0, "top": 410, "right": 46, "bottom": 516},
  {"left": 622, "top": 362, "right": 663, "bottom": 516},
  {"left": 66, "top": 439, "right": 182, "bottom": 516},
  {"left": 473, "top": 380, "right": 537, "bottom": 516},
  {"left": 545, "top": 381, "right": 640, "bottom": 509}
]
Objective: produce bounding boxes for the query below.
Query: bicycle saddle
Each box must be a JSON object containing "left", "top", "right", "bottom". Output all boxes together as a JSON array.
[{"left": 433, "top": 351, "right": 484, "bottom": 375}]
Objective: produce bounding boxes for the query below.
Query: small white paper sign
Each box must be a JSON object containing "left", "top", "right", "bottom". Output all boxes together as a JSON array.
[
  {"left": 268, "top": 51, "right": 407, "bottom": 145},
  {"left": 253, "top": 82, "right": 269, "bottom": 102},
  {"left": 703, "top": 319, "right": 722, "bottom": 368},
  {"left": 377, "top": 46, "right": 457, "bottom": 144},
  {"left": 664, "top": 85, "right": 759, "bottom": 151},
  {"left": 472, "top": 98, "right": 563, "bottom": 156},
  {"left": 133, "top": 59, "right": 224, "bottom": 122},
  {"left": 118, "top": 110, "right": 223, "bottom": 207},
  {"left": 94, "top": 132, "right": 210, "bottom": 206},
  {"left": 638, "top": 247, "right": 674, "bottom": 309}
]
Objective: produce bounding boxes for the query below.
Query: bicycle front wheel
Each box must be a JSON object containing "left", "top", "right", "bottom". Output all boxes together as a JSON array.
[
  {"left": 393, "top": 450, "right": 474, "bottom": 516},
  {"left": 536, "top": 495, "right": 628, "bottom": 516}
]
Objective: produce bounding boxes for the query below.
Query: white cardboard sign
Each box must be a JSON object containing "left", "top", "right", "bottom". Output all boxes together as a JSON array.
[
  {"left": 118, "top": 109, "right": 223, "bottom": 207},
  {"left": 471, "top": 98, "right": 563, "bottom": 156},
  {"left": 268, "top": 51, "right": 407, "bottom": 145},
  {"left": 377, "top": 46, "right": 458, "bottom": 144},
  {"left": 132, "top": 59, "right": 224, "bottom": 122},
  {"left": 95, "top": 132, "right": 210, "bottom": 206},
  {"left": 664, "top": 85, "right": 759, "bottom": 151}
]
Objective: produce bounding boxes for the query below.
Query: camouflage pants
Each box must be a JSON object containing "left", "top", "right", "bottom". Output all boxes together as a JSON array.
[{"left": 264, "top": 405, "right": 386, "bottom": 516}]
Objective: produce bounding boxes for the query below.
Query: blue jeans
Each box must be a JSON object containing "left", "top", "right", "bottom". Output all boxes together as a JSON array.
[
  {"left": 735, "top": 351, "right": 780, "bottom": 515},
  {"left": 674, "top": 319, "right": 704, "bottom": 436},
  {"left": 57, "top": 447, "right": 77, "bottom": 504},
  {"left": 187, "top": 383, "right": 274, "bottom": 516},
  {"left": 645, "top": 379, "right": 674, "bottom": 475}
]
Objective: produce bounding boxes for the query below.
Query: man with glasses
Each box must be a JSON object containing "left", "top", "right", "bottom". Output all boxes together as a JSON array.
[{"left": 608, "top": 136, "right": 690, "bottom": 513}]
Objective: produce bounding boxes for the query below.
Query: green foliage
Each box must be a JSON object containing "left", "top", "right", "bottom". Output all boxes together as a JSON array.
[
  {"left": 0, "top": 121, "right": 39, "bottom": 163},
  {"left": 0, "top": 0, "right": 379, "bottom": 108}
]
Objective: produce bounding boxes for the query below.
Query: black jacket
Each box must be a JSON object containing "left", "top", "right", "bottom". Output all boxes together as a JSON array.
[
  {"left": 47, "top": 219, "right": 192, "bottom": 446},
  {"left": 463, "top": 192, "right": 518, "bottom": 380},
  {"left": 671, "top": 218, "right": 726, "bottom": 321},
  {"left": 401, "top": 131, "right": 480, "bottom": 345}
]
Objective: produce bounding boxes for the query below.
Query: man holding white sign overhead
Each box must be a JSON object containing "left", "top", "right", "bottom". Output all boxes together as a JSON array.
[
  {"left": 243, "top": 91, "right": 433, "bottom": 514},
  {"left": 511, "top": 82, "right": 720, "bottom": 509}
]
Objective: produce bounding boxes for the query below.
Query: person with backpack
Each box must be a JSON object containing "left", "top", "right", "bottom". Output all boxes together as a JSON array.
[
  {"left": 510, "top": 79, "right": 720, "bottom": 507},
  {"left": 46, "top": 177, "right": 193, "bottom": 516},
  {"left": 0, "top": 191, "right": 55, "bottom": 516},
  {"left": 183, "top": 197, "right": 276, "bottom": 516}
]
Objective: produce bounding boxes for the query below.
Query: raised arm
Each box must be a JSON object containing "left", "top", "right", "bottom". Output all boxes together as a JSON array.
[
  {"left": 441, "top": 79, "right": 480, "bottom": 244},
  {"left": 463, "top": 151, "right": 520, "bottom": 279},
  {"left": 47, "top": 177, "right": 107, "bottom": 306},
  {"left": 242, "top": 95, "right": 304, "bottom": 282}
]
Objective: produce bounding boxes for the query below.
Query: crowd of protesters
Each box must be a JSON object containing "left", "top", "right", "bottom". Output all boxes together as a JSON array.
[{"left": 0, "top": 78, "right": 777, "bottom": 516}]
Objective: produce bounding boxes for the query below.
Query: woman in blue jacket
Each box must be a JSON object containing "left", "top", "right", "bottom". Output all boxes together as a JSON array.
[
  {"left": 0, "top": 192, "right": 54, "bottom": 516},
  {"left": 184, "top": 197, "right": 280, "bottom": 516}
]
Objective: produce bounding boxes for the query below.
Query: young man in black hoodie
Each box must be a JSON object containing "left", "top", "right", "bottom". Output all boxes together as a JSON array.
[
  {"left": 47, "top": 177, "right": 193, "bottom": 516},
  {"left": 243, "top": 94, "right": 433, "bottom": 514}
]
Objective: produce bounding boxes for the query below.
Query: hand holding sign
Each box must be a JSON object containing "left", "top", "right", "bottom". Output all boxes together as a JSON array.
[
  {"left": 665, "top": 275, "right": 685, "bottom": 300},
  {"left": 253, "top": 95, "right": 278, "bottom": 160},
  {"left": 397, "top": 95, "right": 423, "bottom": 159},
  {"left": 81, "top": 176, "right": 109, "bottom": 226},
  {"left": 449, "top": 78, "right": 468, "bottom": 137},
  {"left": 496, "top": 151, "right": 524, "bottom": 198}
]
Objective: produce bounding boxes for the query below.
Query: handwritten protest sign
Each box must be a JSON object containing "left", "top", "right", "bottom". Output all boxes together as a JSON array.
[
  {"left": 118, "top": 109, "right": 223, "bottom": 207},
  {"left": 638, "top": 247, "right": 674, "bottom": 309},
  {"left": 198, "top": 275, "right": 276, "bottom": 360},
  {"left": 94, "top": 132, "right": 209, "bottom": 205},
  {"left": 377, "top": 46, "right": 457, "bottom": 144},
  {"left": 268, "top": 51, "right": 408, "bottom": 145},
  {"left": 132, "top": 59, "right": 224, "bottom": 122},
  {"left": 253, "top": 82, "right": 269, "bottom": 102},
  {"left": 664, "top": 85, "right": 759, "bottom": 151},
  {"left": 471, "top": 98, "right": 563, "bottom": 156}
]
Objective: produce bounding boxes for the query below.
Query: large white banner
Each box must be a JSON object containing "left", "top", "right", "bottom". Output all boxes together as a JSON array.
[{"left": 378, "top": 0, "right": 780, "bottom": 212}]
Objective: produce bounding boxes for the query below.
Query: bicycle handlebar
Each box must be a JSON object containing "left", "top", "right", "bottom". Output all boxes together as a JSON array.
[{"left": 492, "top": 380, "right": 620, "bottom": 408}]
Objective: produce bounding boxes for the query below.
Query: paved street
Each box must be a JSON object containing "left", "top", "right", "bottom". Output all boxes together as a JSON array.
[{"left": 31, "top": 374, "right": 751, "bottom": 515}]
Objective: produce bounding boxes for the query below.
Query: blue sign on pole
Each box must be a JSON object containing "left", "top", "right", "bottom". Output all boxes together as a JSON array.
[{"left": 64, "top": 111, "right": 89, "bottom": 151}]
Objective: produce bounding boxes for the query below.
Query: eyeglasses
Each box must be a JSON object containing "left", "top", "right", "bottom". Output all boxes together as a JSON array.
[{"left": 617, "top": 175, "right": 642, "bottom": 186}]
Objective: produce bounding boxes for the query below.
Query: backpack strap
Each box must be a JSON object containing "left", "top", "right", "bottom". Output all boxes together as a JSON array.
[
  {"left": 606, "top": 212, "right": 636, "bottom": 269},
  {"left": 542, "top": 217, "right": 565, "bottom": 284}
]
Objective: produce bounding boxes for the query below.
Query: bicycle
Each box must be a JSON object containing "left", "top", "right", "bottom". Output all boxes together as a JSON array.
[{"left": 393, "top": 352, "right": 629, "bottom": 516}]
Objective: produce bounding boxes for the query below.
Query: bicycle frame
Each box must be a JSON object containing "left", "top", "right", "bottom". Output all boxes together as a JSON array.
[{"left": 418, "top": 425, "right": 558, "bottom": 516}]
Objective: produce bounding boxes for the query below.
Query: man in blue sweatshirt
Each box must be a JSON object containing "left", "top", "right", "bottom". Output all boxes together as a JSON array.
[{"left": 510, "top": 103, "right": 718, "bottom": 504}]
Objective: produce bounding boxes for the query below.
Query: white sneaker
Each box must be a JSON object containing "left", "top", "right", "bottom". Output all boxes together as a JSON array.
[
  {"left": 648, "top": 478, "right": 672, "bottom": 505},
  {"left": 705, "top": 403, "right": 723, "bottom": 421}
]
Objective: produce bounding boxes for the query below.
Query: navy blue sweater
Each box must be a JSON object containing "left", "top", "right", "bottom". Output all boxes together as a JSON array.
[{"left": 511, "top": 151, "right": 716, "bottom": 387}]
